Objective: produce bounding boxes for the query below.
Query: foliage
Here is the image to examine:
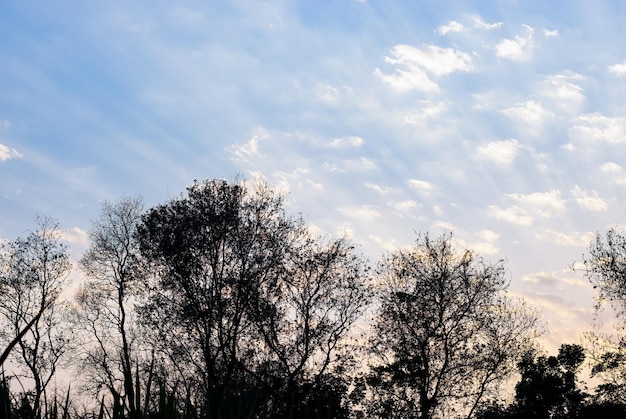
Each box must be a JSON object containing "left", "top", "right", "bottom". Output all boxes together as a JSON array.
[
  {"left": 513, "top": 344, "right": 587, "bottom": 418},
  {"left": 367, "top": 233, "right": 539, "bottom": 419},
  {"left": 476, "top": 343, "right": 626, "bottom": 419},
  {"left": 136, "top": 178, "right": 370, "bottom": 417},
  {"left": 6, "top": 179, "right": 626, "bottom": 418},
  {"left": 581, "top": 227, "right": 626, "bottom": 404}
]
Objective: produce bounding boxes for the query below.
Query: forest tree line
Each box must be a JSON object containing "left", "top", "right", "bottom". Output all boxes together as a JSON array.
[{"left": 1, "top": 177, "right": 626, "bottom": 419}]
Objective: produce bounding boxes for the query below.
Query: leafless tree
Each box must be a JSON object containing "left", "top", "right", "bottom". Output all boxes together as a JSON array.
[
  {"left": 0, "top": 216, "right": 71, "bottom": 415},
  {"left": 74, "top": 196, "right": 147, "bottom": 418}
]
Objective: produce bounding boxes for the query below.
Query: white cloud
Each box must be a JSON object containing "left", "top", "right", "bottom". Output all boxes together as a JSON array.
[
  {"left": 543, "top": 28, "right": 559, "bottom": 37},
  {"left": 408, "top": 179, "right": 434, "bottom": 195},
  {"left": 62, "top": 227, "right": 89, "bottom": 246},
  {"left": 608, "top": 60, "right": 626, "bottom": 76},
  {"left": 507, "top": 190, "right": 566, "bottom": 218},
  {"left": 472, "top": 15, "right": 503, "bottom": 30},
  {"left": 444, "top": 233, "right": 500, "bottom": 256},
  {"left": 522, "top": 271, "right": 588, "bottom": 288},
  {"left": 501, "top": 100, "right": 554, "bottom": 134},
  {"left": 374, "top": 67, "right": 439, "bottom": 93},
  {"left": 470, "top": 241, "right": 499, "bottom": 256},
  {"left": 315, "top": 83, "right": 340, "bottom": 103},
  {"left": 539, "top": 72, "right": 586, "bottom": 114},
  {"left": 438, "top": 20, "right": 464, "bottom": 35},
  {"left": 322, "top": 157, "right": 377, "bottom": 173},
  {"left": 404, "top": 101, "right": 448, "bottom": 123},
  {"left": 324, "top": 135, "right": 364, "bottom": 148},
  {"left": 368, "top": 234, "right": 397, "bottom": 251},
  {"left": 472, "top": 91, "right": 502, "bottom": 111},
  {"left": 476, "top": 139, "right": 521, "bottom": 164},
  {"left": 489, "top": 191, "right": 566, "bottom": 226},
  {"left": 228, "top": 130, "right": 267, "bottom": 162},
  {"left": 389, "top": 200, "right": 421, "bottom": 213},
  {"left": 338, "top": 205, "right": 383, "bottom": 220},
  {"left": 460, "top": 229, "right": 501, "bottom": 256},
  {"left": 569, "top": 113, "right": 626, "bottom": 143},
  {"left": 571, "top": 185, "right": 607, "bottom": 211},
  {"left": 495, "top": 25, "right": 534, "bottom": 61},
  {"left": 375, "top": 44, "right": 472, "bottom": 93},
  {"left": 599, "top": 162, "right": 626, "bottom": 185},
  {"left": 306, "top": 179, "right": 324, "bottom": 191},
  {"left": 0, "top": 144, "right": 22, "bottom": 161},
  {"left": 534, "top": 228, "right": 595, "bottom": 247},
  {"left": 365, "top": 183, "right": 392, "bottom": 195},
  {"left": 271, "top": 168, "right": 310, "bottom": 194},
  {"left": 488, "top": 205, "right": 533, "bottom": 226},
  {"left": 433, "top": 220, "right": 456, "bottom": 232},
  {"left": 600, "top": 161, "right": 622, "bottom": 173},
  {"left": 475, "top": 229, "right": 500, "bottom": 243}
]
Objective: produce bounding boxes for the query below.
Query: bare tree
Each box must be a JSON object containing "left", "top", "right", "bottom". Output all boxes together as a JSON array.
[
  {"left": 367, "top": 233, "right": 539, "bottom": 419},
  {"left": 74, "top": 196, "right": 147, "bottom": 418},
  {"left": 0, "top": 216, "right": 71, "bottom": 415}
]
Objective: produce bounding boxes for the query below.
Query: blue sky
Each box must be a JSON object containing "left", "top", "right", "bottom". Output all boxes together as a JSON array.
[{"left": 2, "top": 0, "right": 626, "bottom": 350}]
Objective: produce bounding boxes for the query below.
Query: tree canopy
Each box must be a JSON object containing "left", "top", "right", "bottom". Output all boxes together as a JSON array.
[{"left": 2, "top": 177, "right": 626, "bottom": 418}]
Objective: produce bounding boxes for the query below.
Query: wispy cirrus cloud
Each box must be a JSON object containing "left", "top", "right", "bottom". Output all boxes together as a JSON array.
[
  {"left": 338, "top": 205, "right": 383, "bottom": 220},
  {"left": 472, "top": 14, "right": 503, "bottom": 30},
  {"left": 321, "top": 135, "right": 364, "bottom": 148}
]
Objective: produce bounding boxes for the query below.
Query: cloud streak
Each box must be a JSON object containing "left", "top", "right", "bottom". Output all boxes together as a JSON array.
[{"left": 375, "top": 44, "right": 472, "bottom": 93}]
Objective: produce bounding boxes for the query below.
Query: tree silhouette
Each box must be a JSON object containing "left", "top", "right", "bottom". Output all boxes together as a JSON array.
[
  {"left": 367, "top": 233, "right": 539, "bottom": 419},
  {"left": 136, "top": 178, "right": 370, "bottom": 417},
  {"left": 0, "top": 217, "right": 71, "bottom": 416},
  {"left": 74, "top": 196, "right": 148, "bottom": 418},
  {"left": 581, "top": 227, "right": 626, "bottom": 404},
  {"left": 513, "top": 344, "right": 587, "bottom": 418}
]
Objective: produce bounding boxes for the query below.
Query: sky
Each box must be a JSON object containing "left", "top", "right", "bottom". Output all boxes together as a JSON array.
[{"left": 2, "top": 0, "right": 626, "bottom": 352}]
